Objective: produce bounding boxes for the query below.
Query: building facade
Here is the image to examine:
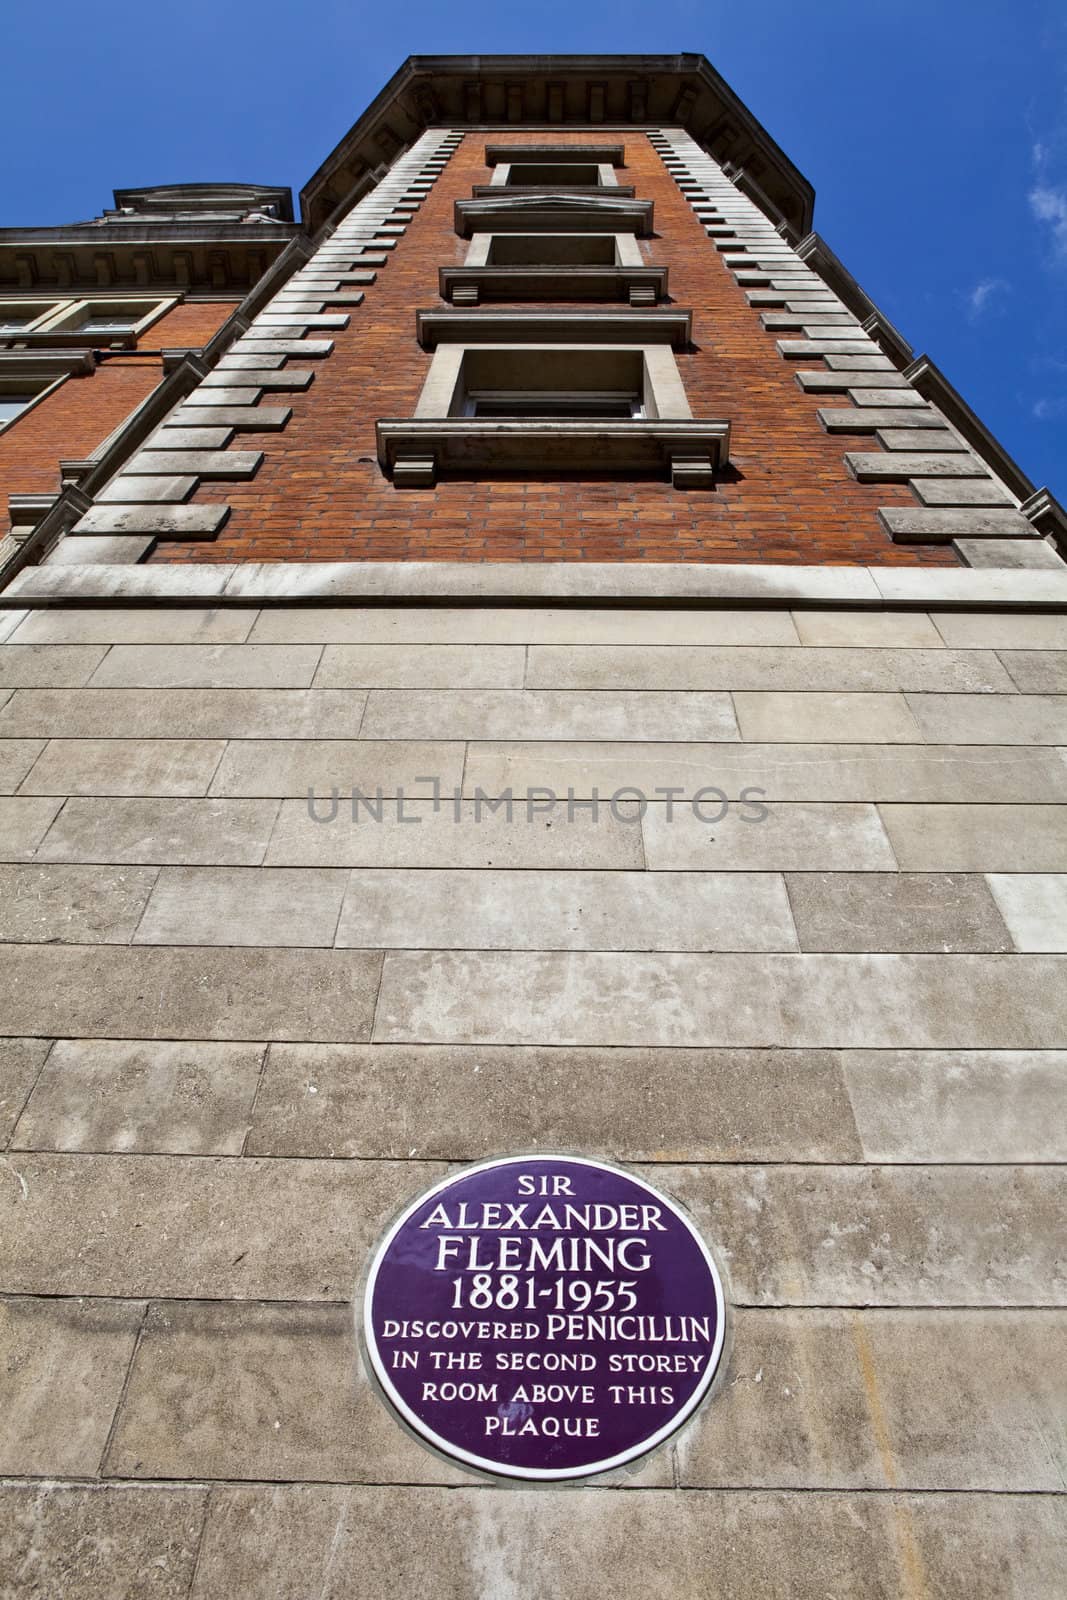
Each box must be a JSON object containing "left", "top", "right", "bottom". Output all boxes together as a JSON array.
[{"left": 0, "top": 54, "right": 1064, "bottom": 1597}]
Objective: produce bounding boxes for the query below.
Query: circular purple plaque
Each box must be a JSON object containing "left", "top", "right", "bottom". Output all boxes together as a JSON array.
[{"left": 362, "top": 1155, "right": 727, "bottom": 1481}]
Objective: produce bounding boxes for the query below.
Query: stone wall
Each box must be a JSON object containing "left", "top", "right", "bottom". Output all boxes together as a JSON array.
[{"left": 0, "top": 595, "right": 1063, "bottom": 1595}]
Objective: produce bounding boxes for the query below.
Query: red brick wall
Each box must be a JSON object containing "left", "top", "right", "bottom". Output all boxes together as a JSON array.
[
  {"left": 0, "top": 301, "right": 236, "bottom": 519},
  {"left": 152, "top": 138, "right": 950, "bottom": 566}
]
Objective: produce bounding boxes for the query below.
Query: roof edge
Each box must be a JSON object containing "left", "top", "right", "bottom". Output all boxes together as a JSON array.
[{"left": 298, "top": 54, "right": 815, "bottom": 235}]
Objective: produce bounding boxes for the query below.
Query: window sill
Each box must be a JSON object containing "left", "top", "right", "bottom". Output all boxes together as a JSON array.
[
  {"left": 439, "top": 265, "right": 668, "bottom": 307},
  {"left": 470, "top": 184, "right": 637, "bottom": 200},
  {"left": 417, "top": 308, "right": 691, "bottom": 350},
  {"left": 455, "top": 195, "right": 654, "bottom": 238},
  {"left": 376, "top": 417, "right": 730, "bottom": 488}
]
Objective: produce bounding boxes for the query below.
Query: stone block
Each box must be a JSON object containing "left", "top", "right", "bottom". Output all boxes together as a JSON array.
[
  {"left": 796, "top": 370, "right": 915, "bottom": 392},
  {"left": 218, "top": 560, "right": 882, "bottom": 607},
  {"left": 97, "top": 475, "right": 197, "bottom": 503},
  {"left": 0, "top": 795, "right": 63, "bottom": 859},
  {"left": 0, "top": 644, "right": 107, "bottom": 687},
  {"left": 525, "top": 645, "right": 1010, "bottom": 693},
  {"left": 201, "top": 368, "right": 314, "bottom": 389},
  {"left": 180, "top": 387, "right": 262, "bottom": 406},
  {"left": 463, "top": 740, "right": 1067, "bottom": 805},
  {"left": 217, "top": 352, "right": 286, "bottom": 369},
  {"left": 915, "top": 478, "right": 1017, "bottom": 505},
  {"left": 129, "top": 450, "right": 262, "bottom": 477},
  {"left": 3, "top": 607, "right": 255, "bottom": 644},
  {"left": 955, "top": 538, "right": 1064, "bottom": 569},
  {"left": 185, "top": 1484, "right": 1067, "bottom": 1600},
  {"left": 844, "top": 1048, "right": 1067, "bottom": 1161},
  {"left": 0, "top": 945, "right": 382, "bottom": 1041},
  {"left": 170, "top": 407, "right": 291, "bottom": 429},
  {"left": 0, "top": 1037, "right": 51, "bottom": 1143},
  {"left": 209, "top": 739, "right": 464, "bottom": 798},
  {"left": 0, "top": 1483, "right": 206, "bottom": 1600},
  {"left": 19, "top": 738, "right": 224, "bottom": 796},
  {"left": 247, "top": 1042, "right": 858, "bottom": 1162},
  {"left": 360, "top": 688, "right": 739, "bottom": 740},
  {"left": 679, "top": 1308, "right": 1067, "bottom": 1491},
  {"left": 249, "top": 606, "right": 801, "bottom": 647},
  {"left": 148, "top": 427, "right": 235, "bottom": 449},
  {"left": 761, "top": 312, "right": 857, "bottom": 329},
  {"left": 779, "top": 339, "right": 880, "bottom": 357},
  {"left": 791, "top": 611, "right": 942, "bottom": 646},
  {"left": 986, "top": 874, "right": 1067, "bottom": 952},
  {"left": 733, "top": 691, "right": 922, "bottom": 742},
  {"left": 334, "top": 868, "right": 797, "bottom": 952},
  {"left": 232, "top": 339, "right": 334, "bottom": 356},
  {"left": 12, "top": 1038, "right": 264, "bottom": 1155},
  {"left": 658, "top": 1162, "right": 1061, "bottom": 1306},
  {"left": 846, "top": 452, "right": 986, "bottom": 481},
  {"left": 373, "top": 950, "right": 786, "bottom": 1046},
  {"left": 135, "top": 866, "right": 348, "bottom": 947},
  {"left": 0, "top": 686, "right": 368, "bottom": 740},
  {"left": 0, "top": 1156, "right": 428, "bottom": 1301},
  {"left": 72, "top": 505, "right": 229, "bottom": 537},
  {"left": 875, "top": 428, "right": 960, "bottom": 451},
  {"left": 876, "top": 569, "right": 1067, "bottom": 604},
  {"left": 47, "top": 533, "right": 156, "bottom": 563},
  {"left": 642, "top": 802, "right": 896, "bottom": 871},
  {"left": 879, "top": 506, "right": 1036, "bottom": 541},
  {"left": 881, "top": 805, "right": 1067, "bottom": 871},
  {"left": 774, "top": 952, "right": 1067, "bottom": 1048},
  {"left": 998, "top": 651, "right": 1067, "bottom": 691},
  {"left": 906, "top": 691, "right": 1067, "bottom": 744},
  {"left": 264, "top": 798, "right": 645, "bottom": 870},
  {"left": 786, "top": 871, "right": 1011, "bottom": 952},
  {"left": 821, "top": 355, "right": 896, "bottom": 372},
  {"left": 252, "top": 313, "right": 349, "bottom": 327},
  {"left": 88, "top": 642, "right": 322, "bottom": 689},
  {"left": 105, "top": 1301, "right": 474, "bottom": 1486},
  {"left": 931, "top": 613, "right": 1067, "bottom": 648},
  {"left": 0, "top": 863, "right": 157, "bottom": 943},
  {"left": 817, "top": 407, "right": 942, "bottom": 432},
  {"left": 315, "top": 643, "right": 525, "bottom": 689},
  {"left": 37, "top": 796, "right": 280, "bottom": 866},
  {"left": 0, "top": 1296, "right": 144, "bottom": 1475}
]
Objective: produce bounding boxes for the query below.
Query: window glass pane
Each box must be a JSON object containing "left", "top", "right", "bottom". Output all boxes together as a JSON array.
[
  {"left": 0, "top": 394, "right": 32, "bottom": 423},
  {"left": 467, "top": 393, "right": 641, "bottom": 420},
  {"left": 78, "top": 315, "right": 137, "bottom": 332}
]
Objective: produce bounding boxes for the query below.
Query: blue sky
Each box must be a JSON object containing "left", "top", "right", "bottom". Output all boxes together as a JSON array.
[{"left": 6, "top": 0, "right": 1066, "bottom": 498}]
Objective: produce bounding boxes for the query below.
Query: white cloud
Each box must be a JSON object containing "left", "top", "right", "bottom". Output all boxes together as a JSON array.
[
  {"left": 1033, "top": 396, "right": 1067, "bottom": 420},
  {"left": 967, "top": 277, "right": 1009, "bottom": 317},
  {"left": 1029, "top": 183, "right": 1067, "bottom": 258}
]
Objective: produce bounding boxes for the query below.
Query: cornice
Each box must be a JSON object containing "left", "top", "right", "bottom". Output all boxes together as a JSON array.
[{"left": 298, "top": 54, "right": 815, "bottom": 236}]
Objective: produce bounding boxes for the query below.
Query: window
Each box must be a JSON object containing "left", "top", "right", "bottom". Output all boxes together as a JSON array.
[
  {"left": 441, "top": 232, "right": 665, "bottom": 307},
  {"left": 0, "top": 393, "right": 32, "bottom": 425},
  {"left": 75, "top": 312, "right": 139, "bottom": 333},
  {"left": 461, "top": 391, "right": 644, "bottom": 419},
  {"left": 486, "top": 234, "right": 622, "bottom": 266},
  {"left": 377, "top": 338, "right": 728, "bottom": 489},
  {"left": 0, "top": 300, "right": 63, "bottom": 334},
  {"left": 0, "top": 297, "right": 179, "bottom": 342},
  {"left": 504, "top": 164, "right": 604, "bottom": 187},
  {"left": 47, "top": 299, "right": 175, "bottom": 339},
  {"left": 0, "top": 351, "right": 96, "bottom": 431}
]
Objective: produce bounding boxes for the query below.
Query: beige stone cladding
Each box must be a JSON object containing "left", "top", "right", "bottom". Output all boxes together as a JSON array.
[{"left": 0, "top": 598, "right": 1065, "bottom": 1597}]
